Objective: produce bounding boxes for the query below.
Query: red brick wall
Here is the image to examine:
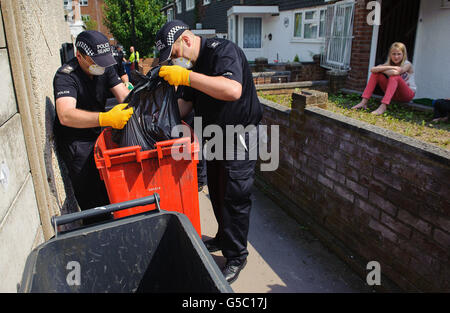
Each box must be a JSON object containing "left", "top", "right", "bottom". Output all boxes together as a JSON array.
[
  {"left": 257, "top": 92, "right": 450, "bottom": 291},
  {"left": 346, "top": 0, "right": 373, "bottom": 91},
  {"left": 80, "top": 0, "right": 116, "bottom": 45},
  {"left": 252, "top": 59, "right": 327, "bottom": 85}
]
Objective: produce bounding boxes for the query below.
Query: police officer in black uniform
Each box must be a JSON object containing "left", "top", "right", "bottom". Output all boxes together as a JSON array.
[
  {"left": 155, "top": 20, "right": 263, "bottom": 284},
  {"left": 53, "top": 30, "right": 133, "bottom": 224},
  {"left": 112, "top": 44, "right": 131, "bottom": 87}
]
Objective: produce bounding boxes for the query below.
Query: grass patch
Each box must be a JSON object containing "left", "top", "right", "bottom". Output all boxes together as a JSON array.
[
  {"left": 257, "top": 91, "right": 293, "bottom": 108},
  {"left": 258, "top": 91, "right": 450, "bottom": 150}
]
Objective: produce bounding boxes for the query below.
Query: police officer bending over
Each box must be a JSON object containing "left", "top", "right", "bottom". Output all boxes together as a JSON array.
[
  {"left": 53, "top": 30, "right": 133, "bottom": 224},
  {"left": 155, "top": 20, "right": 263, "bottom": 284}
]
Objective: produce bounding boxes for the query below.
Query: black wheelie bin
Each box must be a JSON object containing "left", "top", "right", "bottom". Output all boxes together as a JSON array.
[{"left": 18, "top": 194, "right": 232, "bottom": 293}]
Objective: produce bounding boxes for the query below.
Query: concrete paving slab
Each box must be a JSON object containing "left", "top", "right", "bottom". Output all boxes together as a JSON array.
[{"left": 199, "top": 186, "right": 374, "bottom": 293}]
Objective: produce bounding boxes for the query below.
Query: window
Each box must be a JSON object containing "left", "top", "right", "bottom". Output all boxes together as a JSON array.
[
  {"left": 63, "top": 0, "right": 71, "bottom": 10},
  {"left": 80, "top": 0, "right": 88, "bottom": 6},
  {"left": 293, "top": 8, "right": 326, "bottom": 40},
  {"left": 294, "top": 12, "right": 302, "bottom": 37},
  {"left": 176, "top": 0, "right": 182, "bottom": 14},
  {"left": 304, "top": 10, "right": 318, "bottom": 39},
  {"left": 203, "top": 0, "right": 211, "bottom": 5},
  {"left": 243, "top": 17, "right": 262, "bottom": 49},
  {"left": 167, "top": 8, "right": 174, "bottom": 22},
  {"left": 186, "top": 0, "right": 195, "bottom": 11},
  {"left": 319, "top": 10, "right": 326, "bottom": 38},
  {"left": 228, "top": 17, "right": 234, "bottom": 43},
  {"left": 81, "top": 15, "right": 90, "bottom": 22},
  {"left": 321, "top": 1, "right": 355, "bottom": 71}
]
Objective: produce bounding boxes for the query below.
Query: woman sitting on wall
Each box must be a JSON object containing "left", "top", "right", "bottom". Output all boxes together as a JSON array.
[{"left": 352, "top": 42, "right": 416, "bottom": 115}]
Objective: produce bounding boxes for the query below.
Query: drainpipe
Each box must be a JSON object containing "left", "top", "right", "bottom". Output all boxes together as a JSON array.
[{"left": 73, "top": 0, "right": 81, "bottom": 23}]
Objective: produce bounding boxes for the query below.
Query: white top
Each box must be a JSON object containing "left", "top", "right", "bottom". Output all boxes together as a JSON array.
[{"left": 401, "top": 60, "right": 417, "bottom": 93}]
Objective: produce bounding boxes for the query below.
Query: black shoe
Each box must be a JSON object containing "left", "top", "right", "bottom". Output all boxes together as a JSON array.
[
  {"left": 203, "top": 238, "right": 221, "bottom": 252},
  {"left": 222, "top": 258, "right": 247, "bottom": 284}
]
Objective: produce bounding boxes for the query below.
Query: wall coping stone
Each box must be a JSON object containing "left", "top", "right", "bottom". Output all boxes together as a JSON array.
[
  {"left": 305, "top": 106, "right": 450, "bottom": 163},
  {"left": 258, "top": 96, "right": 291, "bottom": 114},
  {"left": 256, "top": 80, "right": 328, "bottom": 91},
  {"left": 259, "top": 93, "right": 449, "bottom": 163}
]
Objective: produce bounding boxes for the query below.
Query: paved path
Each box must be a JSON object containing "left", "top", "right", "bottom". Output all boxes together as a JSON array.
[{"left": 199, "top": 186, "right": 374, "bottom": 293}]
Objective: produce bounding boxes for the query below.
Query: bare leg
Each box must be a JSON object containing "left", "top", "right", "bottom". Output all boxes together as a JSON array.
[
  {"left": 371, "top": 103, "right": 387, "bottom": 115},
  {"left": 352, "top": 98, "right": 369, "bottom": 110}
]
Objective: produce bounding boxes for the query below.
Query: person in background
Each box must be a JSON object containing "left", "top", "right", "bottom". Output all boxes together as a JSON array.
[
  {"left": 113, "top": 45, "right": 132, "bottom": 90},
  {"left": 352, "top": 42, "right": 416, "bottom": 115},
  {"left": 432, "top": 98, "right": 450, "bottom": 123},
  {"left": 129, "top": 46, "right": 140, "bottom": 71},
  {"left": 53, "top": 30, "right": 133, "bottom": 224}
]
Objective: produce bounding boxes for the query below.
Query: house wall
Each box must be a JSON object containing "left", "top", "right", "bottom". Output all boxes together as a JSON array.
[
  {"left": 172, "top": 1, "right": 329, "bottom": 63},
  {"left": 80, "top": 0, "right": 116, "bottom": 44},
  {"left": 345, "top": 0, "right": 373, "bottom": 92},
  {"left": 237, "top": 8, "right": 326, "bottom": 63},
  {"left": 348, "top": 0, "right": 450, "bottom": 99},
  {"left": 413, "top": 0, "right": 450, "bottom": 99},
  {"left": 0, "top": 0, "right": 74, "bottom": 292}
]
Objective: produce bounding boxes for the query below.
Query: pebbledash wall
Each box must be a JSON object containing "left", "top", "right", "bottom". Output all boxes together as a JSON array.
[
  {"left": 0, "top": 0, "right": 74, "bottom": 292},
  {"left": 256, "top": 93, "right": 450, "bottom": 291}
]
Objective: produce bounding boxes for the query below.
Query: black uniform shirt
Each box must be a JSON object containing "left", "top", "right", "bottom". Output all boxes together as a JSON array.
[
  {"left": 53, "top": 57, "right": 122, "bottom": 141},
  {"left": 179, "top": 37, "right": 263, "bottom": 130},
  {"left": 113, "top": 49, "right": 126, "bottom": 77}
]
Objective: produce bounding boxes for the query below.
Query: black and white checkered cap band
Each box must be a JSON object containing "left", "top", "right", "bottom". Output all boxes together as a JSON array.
[
  {"left": 76, "top": 41, "right": 95, "bottom": 56},
  {"left": 167, "top": 25, "right": 188, "bottom": 46}
]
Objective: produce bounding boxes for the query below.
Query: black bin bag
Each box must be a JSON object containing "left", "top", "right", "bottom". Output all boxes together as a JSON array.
[{"left": 112, "top": 66, "right": 181, "bottom": 151}]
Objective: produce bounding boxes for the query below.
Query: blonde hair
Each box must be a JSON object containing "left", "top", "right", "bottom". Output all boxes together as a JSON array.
[{"left": 387, "top": 42, "right": 408, "bottom": 66}]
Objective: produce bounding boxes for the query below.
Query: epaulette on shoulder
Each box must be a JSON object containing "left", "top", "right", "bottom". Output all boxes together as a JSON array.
[
  {"left": 206, "top": 39, "right": 222, "bottom": 49},
  {"left": 58, "top": 64, "right": 76, "bottom": 75}
]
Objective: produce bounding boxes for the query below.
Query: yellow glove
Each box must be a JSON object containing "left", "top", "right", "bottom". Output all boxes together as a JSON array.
[
  {"left": 99, "top": 103, "right": 133, "bottom": 129},
  {"left": 159, "top": 65, "right": 191, "bottom": 86}
]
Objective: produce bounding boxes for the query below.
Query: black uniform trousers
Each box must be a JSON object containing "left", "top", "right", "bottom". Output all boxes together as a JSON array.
[
  {"left": 206, "top": 128, "right": 258, "bottom": 262},
  {"left": 57, "top": 138, "right": 111, "bottom": 225}
]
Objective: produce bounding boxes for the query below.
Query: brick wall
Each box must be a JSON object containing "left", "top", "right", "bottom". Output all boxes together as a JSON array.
[
  {"left": 80, "top": 0, "right": 116, "bottom": 44},
  {"left": 346, "top": 0, "right": 373, "bottom": 92},
  {"left": 257, "top": 92, "right": 450, "bottom": 291},
  {"left": 252, "top": 58, "right": 327, "bottom": 85}
]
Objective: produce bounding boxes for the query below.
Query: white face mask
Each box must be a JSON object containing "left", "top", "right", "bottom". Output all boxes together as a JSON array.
[
  {"left": 171, "top": 57, "right": 193, "bottom": 69},
  {"left": 80, "top": 53, "right": 106, "bottom": 76},
  {"left": 171, "top": 40, "right": 193, "bottom": 69},
  {"left": 88, "top": 64, "right": 106, "bottom": 76}
]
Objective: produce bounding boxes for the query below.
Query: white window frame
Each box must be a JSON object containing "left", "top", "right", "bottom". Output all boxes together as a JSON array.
[
  {"left": 80, "top": 0, "right": 88, "bottom": 6},
  {"left": 292, "top": 7, "right": 327, "bottom": 42},
  {"left": 203, "top": 0, "right": 211, "bottom": 5},
  {"left": 186, "top": 0, "right": 195, "bottom": 11},
  {"left": 176, "top": 0, "right": 182, "bottom": 14},
  {"left": 167, "top": 8, "right": 174, "bottom": 22},
  {"left": 228, "top": 16, "right": 235, "bottom": 43},
  {"left": 242, "top": 16, "right": 262, "bottom": 50}
]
